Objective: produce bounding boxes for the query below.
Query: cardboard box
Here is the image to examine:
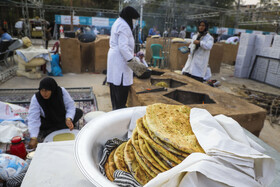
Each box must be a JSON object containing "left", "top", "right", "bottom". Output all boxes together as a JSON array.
[
  {"left": 60, "top": 38, "right": 82, "bottom": 73},
  {"left": 60, "top": 36, "right": 110, "bottom": 73},
  {"left": 220, "top": 43, "right": 239, "bottom": 65},
  {"left": 209, "top": 43, "right": 223, "bottom": 73},
  {"left": 169, "top": 42, "right": 190, "bottom": 71},
  {"left": 93, "top": 36, "right": 109, "bottom": 73},
  {"left": 80, "top": 42, "right": 95, "bottom": 72}
]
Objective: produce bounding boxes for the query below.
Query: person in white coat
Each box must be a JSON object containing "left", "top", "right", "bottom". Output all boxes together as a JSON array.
[
  {"left": 107, "top": 6, "right": 140, "bottom": 110},
  {"left": 182, "top": 20, "right": 214, "bottom": 82},
  {"left": 27, "top": 77, "right": 83, "bottom": 148}
]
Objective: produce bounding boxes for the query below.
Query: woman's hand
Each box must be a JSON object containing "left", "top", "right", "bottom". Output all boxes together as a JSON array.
[
  {"left": 28, "top": 138, "right": 38, "bottom": 149},
  {"left": 66, "top": 118, "right": 74, "bottom": 131},
  {"left": 193, "top": 40, "right": 200, "bottom": 45}
]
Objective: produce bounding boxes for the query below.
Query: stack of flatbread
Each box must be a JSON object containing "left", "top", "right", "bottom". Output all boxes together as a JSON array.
[{"left": 104, "top": 103, "right": 204, "bottom": 185}]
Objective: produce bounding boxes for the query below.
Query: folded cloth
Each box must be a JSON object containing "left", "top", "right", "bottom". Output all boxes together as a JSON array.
[
  {"left": 98, "top": 138, "right": 141, "bottom": 187},
  {"left": 16, "top": 46, "right": 51, "bottom": 63},
  {"left": 145, "top": 108, "right": 275, "bottom": 187}
]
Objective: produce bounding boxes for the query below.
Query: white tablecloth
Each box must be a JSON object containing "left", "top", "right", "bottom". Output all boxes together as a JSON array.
[{"left": 21, "top": 141, "right": 93, "bottom": 187}]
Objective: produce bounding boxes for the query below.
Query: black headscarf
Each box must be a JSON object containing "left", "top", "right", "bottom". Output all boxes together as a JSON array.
[
  {"left": 119, "top": 6, "right": 140, "bottom": 31},
  {"left": 195, "top": 20, "right": 209, "bottom": 49},
  {"left": 36, "top": 77, "right": 66, "bottom": 129},
  {"left": 198, "top": 20, "right": 209, "bottom": 35}
]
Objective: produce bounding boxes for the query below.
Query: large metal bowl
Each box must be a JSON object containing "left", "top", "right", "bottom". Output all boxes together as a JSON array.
[{"left": 74, "top": 106, "right": 146, "bottom": 187}]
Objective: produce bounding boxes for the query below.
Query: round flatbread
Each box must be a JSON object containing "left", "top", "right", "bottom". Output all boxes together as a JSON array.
[
  {"left": 124, "top": 139, "right": 153, "bottom": 185},
  {"left": 131, "top": 128, "right": 160, "bottom": 177},
  {"left": 124, "top": 139, "right": 136, "bottom": 174},
  {"left": 145, "top": 103, "right": 204, "bottom": 154},
  {"left": 144, "top": 138, "right": 171, "bottom": 170},
  {"left": 143, "top": 115, "right": 189, "bottom": 157},
  {"left": 158, "top": 152, "right": 177, "bottom": 168},
  {"left": 104, "top": 160, "right": 114, "bottom": 181},
  {"left": 114, "top": 142, "right": 129, "bottom": 173},
  {"left": 138, "top": 134, "right": 166, "bottom": 172},
  {"left": 136, "top": 117, "right": 182, "bottom": 164},
  {"left": 107, "top": 148, "right": 117, "bottom": 181}
]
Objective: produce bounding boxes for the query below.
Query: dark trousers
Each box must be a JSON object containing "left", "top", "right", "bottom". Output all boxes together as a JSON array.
[
  {"left": 45, "top": 40, "right": 49, "bottom": 49},
  {"left": 38, "top": 108, "right": 83, "bottom": 141},
  {"left": 183, "top": 72, "right": 204, "bottom": 82},
  {"left": 109, "top": 83, "right": 130, "bottom": 110}
]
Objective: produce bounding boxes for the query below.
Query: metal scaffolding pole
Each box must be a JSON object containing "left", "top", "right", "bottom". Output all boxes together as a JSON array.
[
  {"left": 38, "top": 0, "right": 45, "bottom": 46},
  {"left": 234, "top": 0, "right": 241, "bottom": 28},
  {"left": 162, "top": 0, "right": 175, "bottom": 69},
  {"left": 21, "top": 0, "right": 31, "bottom": 37},
  {"left": 119, "top": 0, "right": 123, "bottom": 13}
]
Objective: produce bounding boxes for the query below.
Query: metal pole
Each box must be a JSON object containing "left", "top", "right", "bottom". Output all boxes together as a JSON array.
[
  {"left": 21, "top": 0, "right": 31, "bottom": 37},
  {"left": 235, "top": 0, "right": 241, "bottom": 28},
  {"left": 140, "top": 2, "right": 143, "bottom": 35},
  {"left": 39, "top": 0, "right": 45, "bottom": 47},
  {"left": 70, "top": 0, "right": 73, "bottom": 31},
  {"left": 119, "top": 0, "right": 123, "bottom": 13}
]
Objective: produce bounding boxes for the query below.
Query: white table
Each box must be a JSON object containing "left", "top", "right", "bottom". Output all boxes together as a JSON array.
[
  {"left": 21, "top": 141, "right": 94, "bottom": 187},
  {"left": 21, "top": 131, "right": 280, "bottom": 187}
]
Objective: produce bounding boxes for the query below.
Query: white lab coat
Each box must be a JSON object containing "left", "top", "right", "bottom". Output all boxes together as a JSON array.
[
  {"left": 107, "top": 17, "right": 134, "bottom": 86},
  {"left": 182, "top": 33, "right": 214, "bottom": 78},
  {"left": 226, "top": 36, "right": 239, "bottom": 44}
]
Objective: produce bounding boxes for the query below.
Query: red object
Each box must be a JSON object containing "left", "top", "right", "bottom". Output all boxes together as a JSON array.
[
  {"left": 52, "top": 41, "right": 60, "bottom": 54},
  {"left": 10, "top": 136, "right": 27, "bottom": 160}
]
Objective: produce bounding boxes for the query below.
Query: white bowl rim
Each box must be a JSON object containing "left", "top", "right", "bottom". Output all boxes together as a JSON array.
[{"left": 74, "top": 106, "right": 146, "bottom": 186}]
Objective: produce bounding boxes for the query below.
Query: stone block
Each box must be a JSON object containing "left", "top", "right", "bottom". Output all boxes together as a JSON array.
[
  {"left": 239, "top": 33, "right": 256, "bottom": 46},
  {"left": 237, "top": 45, "right": 254, "bottom": 57},
  {"left": 255, "top": 34, "right": 273, "bottom": 47},
  {"left": 234, "top": 66, "right": 250, "bottom": 78},
  {"left": 272, "top": 35, "right": 280, "bottom": 48},
  {"left": 268, "top": 48, "right": 280, "bottom": 59},
  {"left": 268, "top": 59, "right": 279, "bottom": 74},
  {"left": 265, "top": 72, "right": 279, "bottom": 87},
  {"left": 235, "top": 54, "right": 253, "bottom": 68}
]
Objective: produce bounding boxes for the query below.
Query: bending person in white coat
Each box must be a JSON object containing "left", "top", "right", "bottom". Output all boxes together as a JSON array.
[
  {"left": 27, "top": 77, "right": 83, "bottom": 149},
  {"left": 182, "top": 20, "right": 214, "bottom": 82},
  {"left": 107, "top": 6, "right": 140, "bottom": 110}
]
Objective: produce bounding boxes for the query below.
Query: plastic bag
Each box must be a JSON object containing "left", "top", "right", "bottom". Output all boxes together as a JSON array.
[
  {"left": 48, "top": 54, "right": 63, "bottom": 77},
  {"left": 0, "top": 154, "right": 28, "bottom": 181},
  {"left": 178, "top": 46, "right": 189, "bottom": 54},
  {"left": 0, "top": 102, "right": 24, "bottom": 123}
]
